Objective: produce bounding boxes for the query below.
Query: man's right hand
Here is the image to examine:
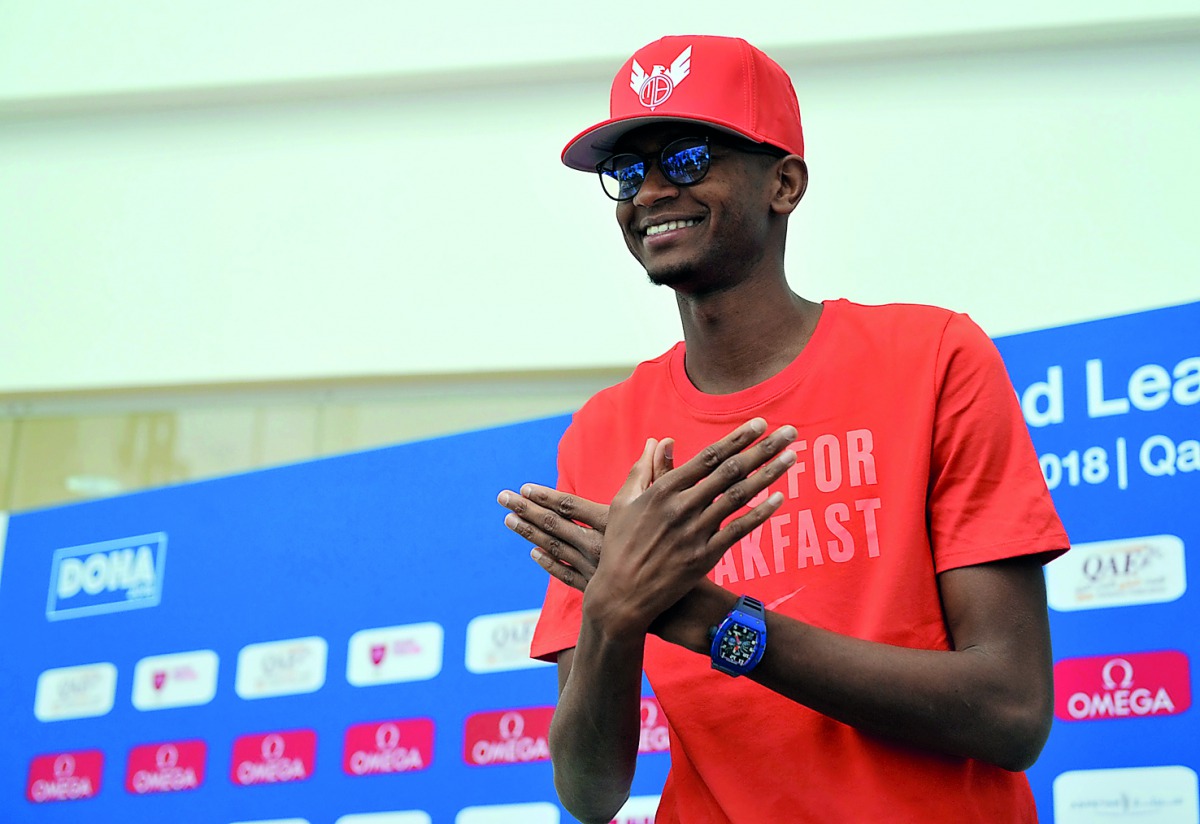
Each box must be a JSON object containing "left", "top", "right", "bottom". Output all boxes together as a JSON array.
[{"left": 499, "top": 417, "right": 798, "bottom": 635}]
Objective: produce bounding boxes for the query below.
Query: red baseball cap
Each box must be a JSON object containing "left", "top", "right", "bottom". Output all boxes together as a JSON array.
[{"left": 561, "top": 35, "right": 804, "bottom": 171}]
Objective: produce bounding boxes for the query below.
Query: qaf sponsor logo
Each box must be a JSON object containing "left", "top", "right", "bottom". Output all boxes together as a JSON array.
[
  {"left": 26, "top": 750, "right": 104, "bottom": 803},
  {"left": 343, "top": 719, "right": 434, "bottom": 777},
  {"left": 638, "top": 697, "right": 669, "bottom": 754},
  {"left": 1055, "top": 651, "right": 1191, "bottom": 721},
  {"left": 464, "top": 609, "right": 551, "bottom": 674},
  {"left": 236, "top": 636, "right": 327, "bottom": 699},
  {"left": 455, "top": 802, "right": 560, "bottom": 824},
  {"left": 34, "top": 662, "right": 117, "bottom": 722},
  {"left": 612, "top": 795, "right": 662, "bottom": 824},
  {"left": 463, "top": 707, "right": 553, "bottom": 766},
  {"left": 132, "top": 649, "right": 219, "bottom": 711},
  {"left": 231, "top": 730, "right": 315, "bottom": 787},
  {"left": 335, "top": 812, "right": 432, "bottom": 823},
  {"left": 46, "top": 532, "right": 167, "bottom": 621},
  {"left": 1054, "top": 765, "right": 1199, "bottom": 823},
  {"left": 347, "top": 623, "right": 443, "bottom": 686},
  {"left": 1046, "top": 535, "right": 1186, "bottom": 612},
  {"left": 125, "top": 740, "right": 206, "bottom": 795}
]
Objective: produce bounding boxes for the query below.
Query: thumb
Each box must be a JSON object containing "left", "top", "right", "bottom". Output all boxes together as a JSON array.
[
  {"left": 616, "top": 438, "right": 657, "bottom": 501},
  {"left": 653, "top": 437, "right": 675, "bottom": 481}
]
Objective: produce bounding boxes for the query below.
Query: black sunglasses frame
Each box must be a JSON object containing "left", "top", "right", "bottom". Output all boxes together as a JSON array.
[{"left": 596, "top": 135, "right": 787, "bottom": 202}]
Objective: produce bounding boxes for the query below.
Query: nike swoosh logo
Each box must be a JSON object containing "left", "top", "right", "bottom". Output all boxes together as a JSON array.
[{"left": 766, "top": 586, "right": 806, "bottom": 611}]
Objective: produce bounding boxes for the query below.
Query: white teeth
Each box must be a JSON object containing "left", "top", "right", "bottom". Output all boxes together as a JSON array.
[{"left": 645, "top": 219, "right": 698, "bottom": 236}]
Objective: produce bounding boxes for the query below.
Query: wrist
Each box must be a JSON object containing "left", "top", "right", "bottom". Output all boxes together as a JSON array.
[{"left": 651, "top": 583, "right": 738, "bottom": 654}]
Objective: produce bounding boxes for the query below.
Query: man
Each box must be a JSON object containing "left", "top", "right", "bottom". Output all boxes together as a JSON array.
[{"left": 498, "top": 35, "right": 1068, "bottom": 824}]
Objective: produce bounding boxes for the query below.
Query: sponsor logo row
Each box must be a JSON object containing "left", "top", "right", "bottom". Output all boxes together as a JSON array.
[
  {"left": 44, "top": 531, "right": 1189, "bottom": 623},
  {"left": 36, "top": 610, "right": 547, "bottom": 721},
  {"left": 27, "top": 700, "right": 671, "bottom": 804},
  {"left": 225, "top": 796, "right": 661, "bottom": 824}
]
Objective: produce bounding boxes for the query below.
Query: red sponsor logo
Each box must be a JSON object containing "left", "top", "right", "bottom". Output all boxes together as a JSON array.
[
  {"left": 463, "top": 707, "right": 553, "bottom": 766},
  {"left": 153, "top": 670, "right": 166, "bottom": 690},
  {"left": 26, "top": 750, "right": 103, "bottom": 803},
  {"left": 343, "top": 719, "right": 434, "bottom": 776},
  {"left": 230, "top": 730, "right": 315, "bottom": 786},
  {"left": 1055, "top": 650, "right": 1191, "bottom": 721},
  {"left": 125, "top": 740, "right": 206, "bottom": 795},
  {"left": 638, "top": 697, "right": 669, "bottom": 754}
]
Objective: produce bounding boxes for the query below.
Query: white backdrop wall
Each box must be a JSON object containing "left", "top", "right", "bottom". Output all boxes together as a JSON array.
[{"left": 1, "top": 1, "right": 1198, "bottom": 393}]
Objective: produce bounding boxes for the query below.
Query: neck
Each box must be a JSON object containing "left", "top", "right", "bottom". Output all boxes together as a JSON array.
[{"left": 675, "top": 272, "right": 821, "bottom": 395}]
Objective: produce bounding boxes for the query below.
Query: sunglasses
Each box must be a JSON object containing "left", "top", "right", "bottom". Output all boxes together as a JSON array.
[{"left": 596, "top": 135, "right": 784, "bottom": 202}]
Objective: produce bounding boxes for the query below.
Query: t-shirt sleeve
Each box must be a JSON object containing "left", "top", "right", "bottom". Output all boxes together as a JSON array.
[
  {"left": 928, "top": 313, "right": 1070, "bottom": 573},
  {"left": 529, "top": 419, "right": 587, "bottom": 663}
]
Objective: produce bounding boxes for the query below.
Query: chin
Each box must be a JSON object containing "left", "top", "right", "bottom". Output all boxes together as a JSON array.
[{"left": 643, "top": 259, "right": 698, "bottom": 288}]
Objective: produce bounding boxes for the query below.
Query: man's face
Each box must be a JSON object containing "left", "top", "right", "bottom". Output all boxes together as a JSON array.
[{"left": 610, "top": 124, "right": 779, "bottom": 294}]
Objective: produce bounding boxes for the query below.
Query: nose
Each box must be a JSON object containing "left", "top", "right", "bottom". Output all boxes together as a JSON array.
[{"left": 631, "top": 159, "right": 679, "bottom": 207}]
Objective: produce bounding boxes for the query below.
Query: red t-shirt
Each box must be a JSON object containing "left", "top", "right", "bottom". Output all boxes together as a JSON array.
[{"left": 531, "top": 299, "right": 1069, "bottom": 823}]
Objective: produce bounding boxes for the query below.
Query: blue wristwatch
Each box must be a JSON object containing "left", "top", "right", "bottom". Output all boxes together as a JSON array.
[{"left": 708, "top": 595, "right": 767, "bottom": 676}]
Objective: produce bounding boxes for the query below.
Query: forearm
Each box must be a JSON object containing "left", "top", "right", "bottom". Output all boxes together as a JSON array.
[
  {"left": 750, "top": 619, "right": 1051, "bottom": 770},
  {"left": 659, "top": 578, "right": 1052, "bottom": 771},
  {"left": 549, "top": 615, "right": 646, "bottom": 823}
]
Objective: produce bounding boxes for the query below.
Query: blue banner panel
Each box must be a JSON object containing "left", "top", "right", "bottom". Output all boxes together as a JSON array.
[
  {"left": 0, "top": 415, "right": 671, "bottom": 824},
  {"left": 998, "top": 301, "right": 1198, "bottom": 822}
]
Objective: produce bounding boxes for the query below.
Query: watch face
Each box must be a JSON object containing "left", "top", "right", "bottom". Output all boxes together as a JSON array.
[{"left": 717, "top": 623, "right": 759, "bottom": 666}]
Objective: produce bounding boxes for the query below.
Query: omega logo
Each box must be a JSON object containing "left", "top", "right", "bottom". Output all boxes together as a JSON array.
[
  {"left": 375, "top": 723, "right": 401, "bottom": 751},
  {"left": 498, "top": 712, "right": 525, "bottom": 739},
  {"left": 53, "top": 755, "right": 76, "bottom": 778},
  {"left": 155, "top": 745, "right": 179, "bottom": 770},
  {"left": 261, "top": 734, "right": 285, "bottom": 760}
]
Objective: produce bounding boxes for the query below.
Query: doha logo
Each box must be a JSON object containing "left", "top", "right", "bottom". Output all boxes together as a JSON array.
[{"left": 46, "top": 533, "right": 167, "bottom": 621}]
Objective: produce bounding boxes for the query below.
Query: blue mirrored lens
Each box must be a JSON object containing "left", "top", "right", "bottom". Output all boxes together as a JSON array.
[
  {"left": 661, "top": 142, "right": 709, "bottom": 183},
  {"left": 601, "top": 155, "right": 645, "bottom": 200}
]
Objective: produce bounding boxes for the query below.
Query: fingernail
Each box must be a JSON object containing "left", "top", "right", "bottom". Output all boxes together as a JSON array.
[
  {"left": 505, "top": 513, "right": 519, "bottom": 528},
  {"left": 664, "top": 441, "right": 674, "bottom": 462},
  {"left": 780, "top": 425, "right": 798, "bottom": 439},
  {"left": 778, "top": 450, "right": 797, "bottom": 466},
  {"left": 520, "top": 484, "right": 532, "bottom": 497},
  {"left": 498, "top": 491, "right": 510, "bottom": 505},
  {"left": 531, "top": 548, "right": 544, "bottom": 561},
  {"left": 749, "top": 418, "right": 767, "bottom": 434},
  {"left": 768, "top": 491, "right": 784, "bottom": 505}
]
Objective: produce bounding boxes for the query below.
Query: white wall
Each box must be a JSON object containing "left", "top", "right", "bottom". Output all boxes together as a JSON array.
[{"left": 1, "top": 2, "right": 1198, "bottom": 392}]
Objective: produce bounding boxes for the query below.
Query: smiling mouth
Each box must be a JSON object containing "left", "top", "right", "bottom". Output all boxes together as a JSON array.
[{"left": 645, "top": 219, "right": 700, "bottom": 237}]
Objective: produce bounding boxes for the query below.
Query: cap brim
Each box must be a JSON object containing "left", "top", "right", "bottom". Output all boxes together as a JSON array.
[{"left": 561, "top": 114, "right": 769, "bottom": 171}]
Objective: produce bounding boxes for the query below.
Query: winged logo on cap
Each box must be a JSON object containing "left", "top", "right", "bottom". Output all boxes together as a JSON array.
[{"left": 630, "top": 45, "right": 692, "bottom": 110}]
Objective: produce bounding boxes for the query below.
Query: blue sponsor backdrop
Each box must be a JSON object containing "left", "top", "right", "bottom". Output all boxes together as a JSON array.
[{"left": 0, "top": 301, "right": 1196, "bottom": 823}]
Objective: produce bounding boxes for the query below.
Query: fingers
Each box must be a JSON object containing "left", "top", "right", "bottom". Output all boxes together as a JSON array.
[
  {"left": 518, "top": 484, "right": 608, "bottom": 531},
  {"left": 701, "top": 440, "right": 796, "bottom": 526},
  {"left": 530, "top": 547, "right": 589, "bottom": 593},
  {"left": 706, "top": 490, "right": 786, "bottom": 559},
  {"left": 661, "top": 419, "right": 769, "bottom": 491},
  {"left": 498, "top": 490, "right": 602, "bottom": 572},
  {"left": 683, "top": 423, "right": 797, "bottom": 519}
]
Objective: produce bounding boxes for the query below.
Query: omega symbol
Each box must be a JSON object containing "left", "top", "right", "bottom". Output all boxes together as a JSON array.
[
  {"left": 640, "top": 699, "right": 659, "bottom": 728},
  {"left": 53, "top": 754, "right": 76, "bottom": 778},
  {"left": 261, "top": 734, "right": 285, "bottom": 760},
  {"left": 375, "top": 723, "right": 401, "bottom": 751},
  {"left": 155, "top": 745, "right": 179, "bottom": 769},
  {"left": 1102, "top": 658, "right": 1136, "bottom": 689},
  {"left": 498, "top": 712, "right": 525, "bottom": 740}
]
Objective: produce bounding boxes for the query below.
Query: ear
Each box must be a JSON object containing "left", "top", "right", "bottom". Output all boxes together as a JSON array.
[{"left": 770, "top": 155, "right": 808, "bottom": 216}]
